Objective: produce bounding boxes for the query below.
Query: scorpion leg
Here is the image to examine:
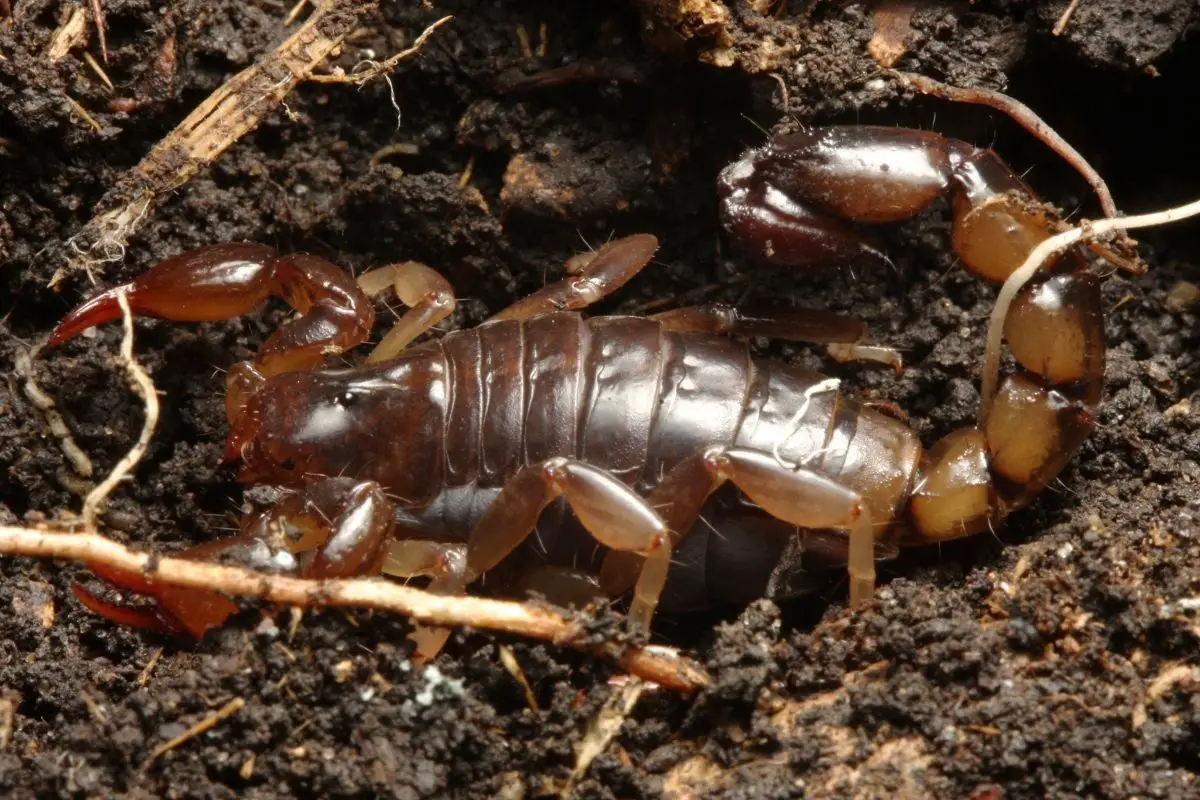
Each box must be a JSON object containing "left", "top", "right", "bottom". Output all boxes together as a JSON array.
[
  {"left": 488, "top": 234, "right": 659, "bottom": 322},
  {"left": 652, "top": 303, "right": 902, "bottom": 371},
  {"left": 379, "top": 539, "right": 469, "bottom": 661},
  {"left": 457, "top": 458, "right": 674, "bottom": 637},
  {"left": 381, "top": 539, "right": 466, "bottom": 583},
  {"left": 357, "top": 261, "right": 457, "bottom": 364},
  {"left": 383, "top": 458, "right": 671, "bottom": 660},
  {"left": 49, "top": 244, "right": 377, "bottom": 378},
  {"left": 599, "top": 446, "right": 876, "bottom": 614}
]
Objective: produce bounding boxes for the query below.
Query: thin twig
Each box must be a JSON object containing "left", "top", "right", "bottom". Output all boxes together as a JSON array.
[
  {"left": 0, "top": 695, "right": 13, "bottom": 752},
  {"left": 499, "top": 644, "right": 540, "bottom": 711},
  {"left": 0, "top": 526, "right": 710, "bottom": 692},
  {"left": 1053, "top": 0, "right": 1083, "bottom": 35},
  {"left": 89, "top": 0, "right": 108, "bottom": 64},
  {"left": 893, "top": 72, "right": 1118, "bottom": 220},
  {"left": 81, "top": 291, "right": 160, "bottom": 531},
  {"left": 284, "top": 0, "right": 310, "bottom": 26},
  {"left": 82, "top": 50, "right": 114, "bottom": 92},
  {"left": 64, "top": 96, "right": 102, "bottom": 132},
  {"left": 138, "top": 647, "right": 163, "bottom": 687},
  {"left": 567, "top": 679, "right": 646, "bottom": 791},
  {"left": 145, "top": 697, "right": 244, "bottom": 765},
  {"left": 979, "top": 196, "right": 1200, "bottom": 421}
]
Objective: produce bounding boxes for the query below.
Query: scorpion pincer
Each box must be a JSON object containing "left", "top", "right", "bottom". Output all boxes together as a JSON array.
[{"left": 48, "top": 125, "right": 1110, "bottom": 659}]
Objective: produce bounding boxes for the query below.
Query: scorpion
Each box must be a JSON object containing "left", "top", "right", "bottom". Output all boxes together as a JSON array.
[{"left": 48, "top": 125, "right": 1111, "bottom": 659}]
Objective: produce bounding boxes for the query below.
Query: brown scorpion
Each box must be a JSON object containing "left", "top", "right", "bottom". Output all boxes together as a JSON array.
[{"left": 48, "top": 126, "right": 1110, "bottom": 659}]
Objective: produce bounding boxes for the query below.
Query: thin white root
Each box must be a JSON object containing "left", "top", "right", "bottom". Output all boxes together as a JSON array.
[
  {"left": 308, "top": 15, "right": 453, "bottom": 86},
  {"left": 0, "top": 526, "right": 709, "bottom": 692},
  {"left": 307, "top": 15, "right": 453, "bottom": 130},
  {"left": 15, "top": 349, "right": 94, "bottom": 480},
  {"left": 81, "top": 291, "right": 161, "bottom": 531},
  {"left": 979, "top": 197, "right": 1200, "bottom": 422}
]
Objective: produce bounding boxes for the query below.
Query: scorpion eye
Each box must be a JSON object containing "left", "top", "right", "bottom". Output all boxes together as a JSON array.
[{"left": 336, "top": 391, "right": 357, "bottom": 407}]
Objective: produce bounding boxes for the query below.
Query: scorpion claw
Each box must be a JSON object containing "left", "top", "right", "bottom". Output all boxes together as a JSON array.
[
  {"left": 70, "top": 582, "right": 181, "bottom": 634},
  {"left": 75, "top": 558, "right": 240, "bottom": 639},
  {"left": 49, "top": 287, "right": 131, "bottom": 347}
]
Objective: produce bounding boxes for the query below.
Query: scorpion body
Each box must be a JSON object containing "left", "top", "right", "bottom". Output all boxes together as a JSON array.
[
  {"left": 250, "top": 311, "right": 919, "bottom": 610},
  {"left": 48, "top": 126, "right": 1110, "bottom": 658}
]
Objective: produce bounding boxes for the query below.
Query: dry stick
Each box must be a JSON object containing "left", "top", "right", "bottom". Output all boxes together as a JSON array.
[
  {"left": 1053, "top": 0, "right": 1083, "bottom": 35},
  {"left": 568, "top": 679, "right": 646, "bottom": 790},
  {"left": 46, "top": 5, "right": 88, "bottom": 61},
  {"left": 893, "top": 72, "right": 1118, "bottom": 220},
  {"left": 979, "top": 196, "right": 1200, "bottom": 423},
  {"left": 53, "top": 0, "right": 387, "bottom": 286},
  {"left": 146, "top": 697, "right": 245, "bottom": 765},
  {"left": 89, "top": 0, "right": 108, "bottom": 64},
  {"left": 0, "top": 526, "right": 709, "bottom": 692}
]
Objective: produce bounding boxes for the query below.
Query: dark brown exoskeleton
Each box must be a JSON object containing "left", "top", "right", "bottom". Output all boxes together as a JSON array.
[{"left": 47, "top": 126, "right": 1111, "bottom": 660}]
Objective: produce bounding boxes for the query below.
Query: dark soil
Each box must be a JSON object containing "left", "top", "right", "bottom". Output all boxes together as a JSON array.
[{"left": 3, "top": 1, "right": 1200, "bottom": 797}]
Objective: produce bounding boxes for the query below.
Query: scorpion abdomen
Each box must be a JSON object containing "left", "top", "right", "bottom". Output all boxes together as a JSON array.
[{"left": 355, "top": 311, "right": 923, "bottom": 606}]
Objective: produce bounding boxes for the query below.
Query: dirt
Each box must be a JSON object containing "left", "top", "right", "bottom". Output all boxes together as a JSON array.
[{"left": 2, "top": 0, "right": 1199, "bottom": 797}]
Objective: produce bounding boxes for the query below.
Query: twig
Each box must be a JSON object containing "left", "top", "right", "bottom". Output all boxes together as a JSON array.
[
  {"left": 893, "top": 72, "right": 1118, "bottom": 220},
  {"left": 1053, "top": 0, "right": 1083, "bottom": 35},
  {"left": 81, "top": 291, "right": 160, "bottom": 531},
  {"left": 138, "top": 646, "right": 163, "bottom": 687},
  {"left": 0, "top": 526, "right": 710, "bottom": 692},
  {"left": 979, "top": 196, "right": 1200, "bottom": 422},
  {"left": 46, "top": 5, "right": 88, "bottom": 61},
  {"left": 516, "top": 24, "right": 534, "bottom": 60},
  {"left": 53, "top": 0, "right": 380, "bottom": 286},
  {"left": 308, "top": 15, "right": 452, "bottom": 85},
  {"left": 284, "top": 0, "right": 310, "bottom": 26},
  {"left": 89, "top": 0, "right": 108, "bottom": 64},
  {"left": 82, "top": 50, "right": 114, "bottom": 92},
  {"left": 498, "top": 644, "right": 540, "bottom": 711},
  {"left": 146, "top": 697, "right": 244, "bottom": 765},
  {"left": 65, "top": 96, "right": 102, "bottom": 132},
  {"left": 0, "top": 695, "right": 13, "bottom": 752},
  {"left": 567, "top": 679, "right": 646, "bottom": 791}
]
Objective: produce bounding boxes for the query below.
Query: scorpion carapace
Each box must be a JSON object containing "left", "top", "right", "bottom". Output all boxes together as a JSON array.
[{"left": 48, "top": 125, "right": 1110, "bottom": 661}]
